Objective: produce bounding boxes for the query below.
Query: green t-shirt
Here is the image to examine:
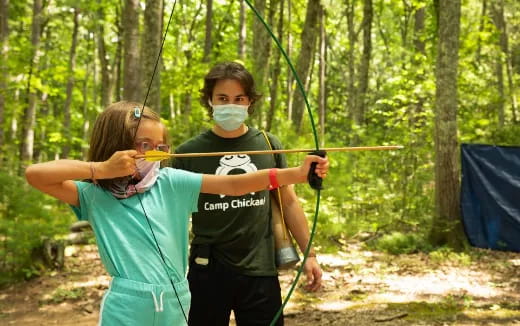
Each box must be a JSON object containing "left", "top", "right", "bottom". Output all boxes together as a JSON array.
[
  {"left": 71, "top": 168, "right": 202, "bottom": 283},
  {"left": 173, "top": 127, "right": 287, "bottom": 276}
]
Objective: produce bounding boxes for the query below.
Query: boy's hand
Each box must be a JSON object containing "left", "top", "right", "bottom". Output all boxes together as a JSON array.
[{"left": 300, "top": 154, "right": 329, "bottom": 184}]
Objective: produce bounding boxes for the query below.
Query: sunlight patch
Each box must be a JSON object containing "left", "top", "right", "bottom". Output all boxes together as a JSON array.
[
  {"left": 317, "top": 300, "right": 352, "bottom": 311},
  {"left": 383, "top": 271, "right": 501, "bottom": 298}
]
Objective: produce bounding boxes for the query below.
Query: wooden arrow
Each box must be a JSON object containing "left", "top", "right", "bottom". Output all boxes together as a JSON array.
[{"left": 135, "top": 146, "right": 404, "bottom": 161}]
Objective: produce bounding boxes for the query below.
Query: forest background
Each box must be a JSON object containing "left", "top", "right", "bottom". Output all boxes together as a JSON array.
[{"left": 0, "top": 0, "right": 518, "bottom": 284}]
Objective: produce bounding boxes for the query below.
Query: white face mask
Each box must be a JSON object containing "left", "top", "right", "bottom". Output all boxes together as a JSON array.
[
  {"left": 210, "top": 102, "right": 249, "bottom": 131},
  {"left": 109, "top": 159, "right": 160, "bottom": 198}
]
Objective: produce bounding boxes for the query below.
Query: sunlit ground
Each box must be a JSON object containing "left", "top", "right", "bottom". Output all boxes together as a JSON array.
[
  {"left": 1, "top": 244, "right": 519, "bottom": 325},
  {"left": 277, "top": 244, "right": 520, "bottom": 325}
]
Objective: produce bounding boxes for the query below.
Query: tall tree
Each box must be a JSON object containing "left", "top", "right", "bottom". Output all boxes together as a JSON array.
[
  {"left": 0, "top": 0, "right": 8, "bottom": 155},
  {"left": 20, "top": 0, "right": 44, "bottom": 171},
  {"left": 122, "top": 0, "right": 140, "bottom": 101},
  {"left": 203, "top": 0, "right": 213, "bottom": 62},
  {"left": 62, "top": 8, "right": 80, "bottom": 158},
  {"left": 238, "top": 0, "right": 246, "bottom": 60},
  {"left": 430, "top": 0, "right": 465, "bottom": 249},
  {"left": 251, "top": 0, "right": 274, "bottom": 127},
  {"left": 413, "top": 3, "right": 426, "bottom": 54},
  {"left": 475, "top": 0, "right": 487, "bottom": 65},
  {"left": 290, "top": 0, "right": 320, "bottom": 131},
  {"left": 266, "top": 0, "right": 284, "bottom": 131},
  {"left": 285, "top": 0, "right": 294, "bottom": 120},
  {"left": 141, "top": 0, "right": 163, "bottom": 112},
  {"left": 318, "top": 2, "right": 327, "bottom": 146},
  {"left": 114, "top": 11, "right": 123, "bottom": 102},
  {"left": 490, "top": 0, "right": 517, "bottom": 124},
  {"left": 353, "top": 0, "right": 372, "bottom": 130},
  {"left": 345, "top": 0, "right": 357, "bottom": 133},
  {"left": 97, "top": 6, "right": 115, "bottom": 108}
]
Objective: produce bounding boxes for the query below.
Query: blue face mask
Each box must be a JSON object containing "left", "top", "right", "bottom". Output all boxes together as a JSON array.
[{"left": 211, "top": 104, "right": 249, "bottom": 131}]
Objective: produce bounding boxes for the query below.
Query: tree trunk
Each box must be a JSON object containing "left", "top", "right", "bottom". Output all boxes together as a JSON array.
[
  {"left": 266, "top": 0, "right": 284, "bottom": 131},
  {"left": 141, "top": 0, "right": 163, "bottom": 112},
  {"left": 203, "top": 0, "right": 213, "bottom": 63},
  {"left": 491, "top": 0, "right": 517, "bottom": 124},
  {"left": 97, "top": 6, "right": 114, "bottom": 108},
  {"left": 495, "top": 57, "right": 505, "bottom": 127},
  {"left": 290, "top": 0, "right": 320, "bottom": 132},
  {"left": 123, "top": 0, "right": 141, "bottom": 101},
  {"left": 318, "top": 3, "right": 326, "bottom": 146},
  {"left": 238, "top": 0, "right": 246, "bottom": 60},
  {"left": 430, "top": 0, "right": 465, "bottom": 250},
  {"left": 475, "top": 0, "right": 487, "bottom": 65},
  {"left": 285, "top": 0, "right": 293, "bottom": 120},
  {"left": 20, "top": 0, "right": 43, "bottom": 172},
  {"left": 354, "top": 0, "right": 372, "bottom": 128},
  {"left": 251, "top": 0, "right": 273, "bottom": 127},
  {"left": 346, "top": 0, "right": 356, "bottom": 131},
  {"left": 413, "top": 5, "right": 425, "bottom": 55},
  {"left": 114, "top": 12, "right": 123, "bottom": 102},
  {"left": 82, "top": 32, "right": 93, "bottom": 160},
  {"left": 0, "top": 0, "right": 8, "bottom": 156},
  {"left": 62, "top": 8, "right": 79, "bottom": 158}
]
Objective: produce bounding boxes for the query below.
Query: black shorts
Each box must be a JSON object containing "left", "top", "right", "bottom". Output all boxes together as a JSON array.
[{"left": 187, "top": 250, "right": 284, "bottom": 326}]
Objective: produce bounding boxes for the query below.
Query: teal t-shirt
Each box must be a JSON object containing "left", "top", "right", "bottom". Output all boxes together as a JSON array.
[
  {"left": 71, "top": 168, "right": 202, "bottom": 284},
  {"left": 173, "top": 127, "right": 287, "bottom": 276}
]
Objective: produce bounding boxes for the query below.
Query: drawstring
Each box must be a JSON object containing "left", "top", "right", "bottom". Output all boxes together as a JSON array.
[{"left": 151, "top": 291, "right": 165, "bottom": 312}]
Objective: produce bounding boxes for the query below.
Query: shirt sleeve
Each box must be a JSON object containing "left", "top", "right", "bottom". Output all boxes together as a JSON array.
[
  {"left": 267, "top": 132, "right": 288, "bottom": 169},
  {"left": 165, "top": 168, "right": 203, "bottom": 213},
  {"left": 70, "top": 181, "right": 90, "bottom": 221}
]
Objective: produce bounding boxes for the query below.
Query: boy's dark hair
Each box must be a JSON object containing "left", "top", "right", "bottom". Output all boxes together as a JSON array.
[{"left": 199, "top": 61, "right": 261, "bottom": 115}]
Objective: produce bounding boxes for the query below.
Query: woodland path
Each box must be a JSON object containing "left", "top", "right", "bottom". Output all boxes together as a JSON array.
[{"left": 1, "top": 243, "right": 519, "bottom": 325}]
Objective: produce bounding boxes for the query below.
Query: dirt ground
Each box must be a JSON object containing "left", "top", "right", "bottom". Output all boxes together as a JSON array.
[{"left": 1, "top": 243, "right": 519, "bottom": 325}]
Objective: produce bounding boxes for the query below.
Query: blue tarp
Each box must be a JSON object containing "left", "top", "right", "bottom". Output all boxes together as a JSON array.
[{"left": 461, "top": 144, "right": 520, "bottom": 252}]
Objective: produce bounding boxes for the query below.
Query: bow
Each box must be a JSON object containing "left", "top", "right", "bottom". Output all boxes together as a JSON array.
[{"left": 242, "top": 1, "right": 321, "bottom": 324}]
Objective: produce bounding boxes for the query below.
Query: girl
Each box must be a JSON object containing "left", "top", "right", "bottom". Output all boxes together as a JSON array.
[{"left": 25, "top": 101, "right": 329, "bottom": 326}]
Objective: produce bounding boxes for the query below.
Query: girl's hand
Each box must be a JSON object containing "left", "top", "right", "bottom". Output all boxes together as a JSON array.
[
  {"left": 299, "top": 155, "right": 329, "bottom": 181},
  {"left": 97, "top": 150, "right": 138, "bottom": 179}
]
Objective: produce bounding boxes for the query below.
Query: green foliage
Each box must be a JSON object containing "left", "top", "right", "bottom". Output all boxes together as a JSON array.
[
  {"left": 43, "top": 287, "right": 86, "bottom": 304},
  {"left": 0, "top": 169, "right": 75, "bottom": 285},
  {"left": 387, "top": 299, "right": 464, "bottom": 322},
  {"left": 1, "top": 0, "right": 519, "bottom": 277},
  {"left": 428, "top": 247, "right": 472, "bottom": 266},
  {"left": 369, "top": 232, "right": 431, "bottom": 255}
]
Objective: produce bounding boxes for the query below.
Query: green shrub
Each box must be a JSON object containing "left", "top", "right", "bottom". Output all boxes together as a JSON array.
[
  {"left": 0, "top": 169, "right": 75, "bottom": 286},
  {"left": 371, "top": 231, "right": 431, "bottom": 254}
]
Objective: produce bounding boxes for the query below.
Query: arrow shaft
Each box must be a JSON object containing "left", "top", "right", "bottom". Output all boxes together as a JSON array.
[{"left": 135, "top": 146, "right": 404, "bottom": 159}]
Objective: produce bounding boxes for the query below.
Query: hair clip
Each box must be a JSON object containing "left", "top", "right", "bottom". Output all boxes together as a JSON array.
[{"left": 134, "top": 107, "right": 141, "bottom": 118}]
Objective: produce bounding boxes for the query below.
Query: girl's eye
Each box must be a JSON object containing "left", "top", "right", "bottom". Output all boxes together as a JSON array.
[
  {"left": 142, "top": 142, "right": 152, "bottom": 151},
  {"left": 157, "top": 144, "right": 170, "bottom": 152}
]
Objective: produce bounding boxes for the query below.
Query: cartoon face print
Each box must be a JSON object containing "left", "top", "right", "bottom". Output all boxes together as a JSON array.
[
  {"left": 219, "top": 155, "right": 251, "bottom": 168},
  {"left": 215, "top": 154, "right": 257, "bottom": 198}
]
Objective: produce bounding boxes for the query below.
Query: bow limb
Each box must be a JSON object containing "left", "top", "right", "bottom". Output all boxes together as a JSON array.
[{"left": 243, "top": 1, "right": 321, "bottom": 325}]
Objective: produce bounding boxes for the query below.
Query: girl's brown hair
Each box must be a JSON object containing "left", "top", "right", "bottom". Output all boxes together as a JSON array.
[{"left": 87, "top": 101, "right": 168, "bottom": 188}]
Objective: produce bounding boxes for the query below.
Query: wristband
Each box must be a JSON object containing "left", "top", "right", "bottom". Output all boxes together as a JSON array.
[
  {"left": 268, "top": 168, "right": 279, "bottom": 190},
  {"left": 90, "top": 162, "right": 98, "bottom": 185}
]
